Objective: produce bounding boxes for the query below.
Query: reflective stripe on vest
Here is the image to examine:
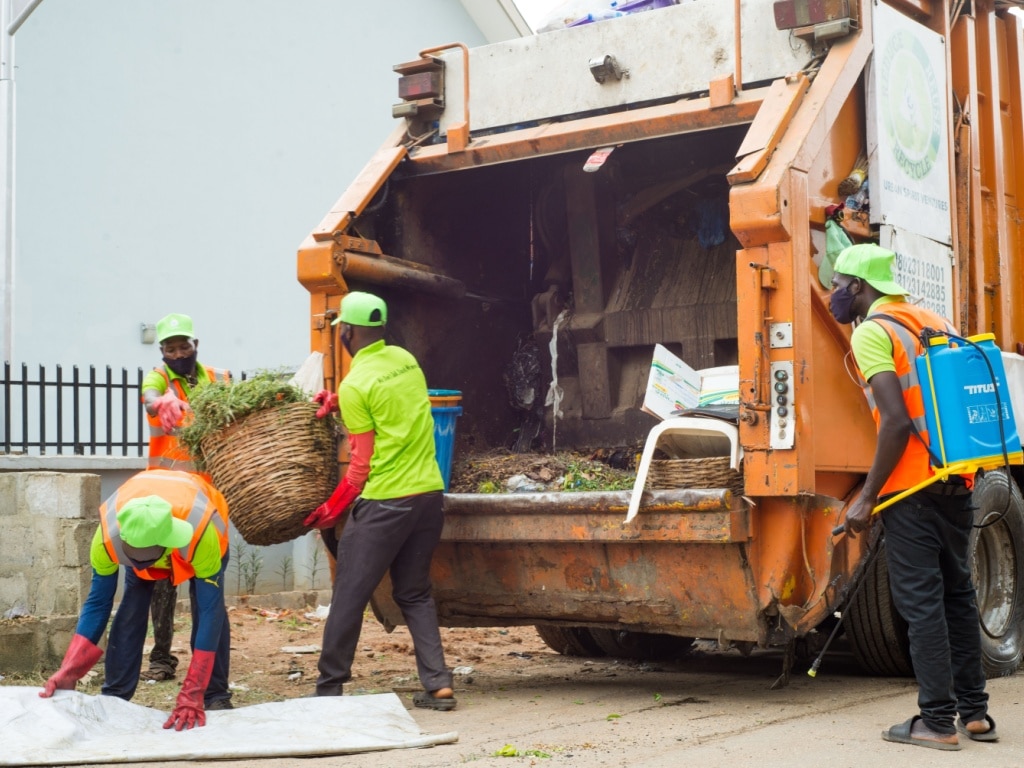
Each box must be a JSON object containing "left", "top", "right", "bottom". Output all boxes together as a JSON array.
[
  {"left": 99, "top": 470, "right": 230, "bottom": 586},
  {"left": 147, "top": 365, "right": 230, "bottom": 477},
  {"left": 855, "top": 303, "right": 963, "bottom": 496}
]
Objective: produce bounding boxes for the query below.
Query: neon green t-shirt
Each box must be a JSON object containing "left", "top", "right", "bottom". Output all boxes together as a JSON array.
[
  {"left": 339, "top": 340, "right": 444, "bottom": 499},
  {"left": 141, "top": 362, "right": 220, "bottom": 398},
  {"left": 850, "top": 296, "right": 904, "bottom": 381},
  {"left": 89, "top": 524, "right": 223, "bottom": 579}
]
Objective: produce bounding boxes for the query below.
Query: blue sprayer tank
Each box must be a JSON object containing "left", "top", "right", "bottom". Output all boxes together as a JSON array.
[{"left": 917, "top": 333, "right": 1023, "bottom": 468}]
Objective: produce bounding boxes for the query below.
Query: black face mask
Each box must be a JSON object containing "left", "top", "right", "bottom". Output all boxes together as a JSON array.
[
  {"left": 340, "top": 327, "right": 355, "bottom": 357},
  {"left": 830, "top": 283, "right": 858, "bottom": 325},
  {"left": 127, "top": 556, "right": 160, "bottom": 570},
  {"left": 163, "top": 352, "right": 198, "bottom": 377}
]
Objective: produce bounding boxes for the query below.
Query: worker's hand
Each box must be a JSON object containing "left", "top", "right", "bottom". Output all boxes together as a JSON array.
[
  {"left": 842, "top": 495, "right": 877, "bottom": 540},
  {"left": 313, "top": 389, "right": 339, "bottom": 419},
  {"left": 39, "top": 634, "right": 103, "bottom": 698},
  {"left": 304, "top": 477, "right": 360, "bottom": 528},
  {"left": 153, "top": 391, "right": 185, "bottom": 432},
  {"left": 164, "top": 649, "right": 215, "bottom": 730}
]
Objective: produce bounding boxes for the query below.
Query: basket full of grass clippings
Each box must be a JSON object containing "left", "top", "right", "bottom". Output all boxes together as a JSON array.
[{"left": 179, "top": 372, "right": 341, "bottom": 546}]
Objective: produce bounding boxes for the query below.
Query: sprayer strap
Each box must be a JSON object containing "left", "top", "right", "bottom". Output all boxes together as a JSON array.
[{"left": 864, "top": 313, "right": 946, "bottom": 469}]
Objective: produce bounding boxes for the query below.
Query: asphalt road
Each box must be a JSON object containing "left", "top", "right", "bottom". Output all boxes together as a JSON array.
[{"left": 56, "top": 639, "right": 1024, "bottom": 768}]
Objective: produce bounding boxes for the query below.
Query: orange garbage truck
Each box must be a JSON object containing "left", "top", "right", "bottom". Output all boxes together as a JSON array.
[{"left": 297, "top": 0, "right": 1024, "bottom": 678}]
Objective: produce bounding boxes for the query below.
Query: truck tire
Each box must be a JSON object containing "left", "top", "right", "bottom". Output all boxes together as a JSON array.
[
  {"left": 970, "top": 469, "right": 1024, "bottom": 677},
  {"left": 844, "top": 541, "right": 913, "bottom": 677},
  {"left": 588, "top": 629, "right": 694, "bottom": 660},
  {"left": 534, "top": 625, "right": 606, "bottom": 657}
]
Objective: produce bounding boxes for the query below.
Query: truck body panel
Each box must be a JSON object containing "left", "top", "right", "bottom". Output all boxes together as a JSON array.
[{"left": 299, "top": 0, "right": 1024, "bottom": 669}]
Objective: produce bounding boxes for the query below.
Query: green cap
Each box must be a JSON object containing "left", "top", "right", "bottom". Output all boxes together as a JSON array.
[
  {"left": 332, "top": 291, "right": 387, "bottom": 327},
  {"left": 156, "top": 313, "right": 195, "bottom": 343},
  {"left": 117, "top": 495, "right": 193, "bottom": 549},
  {"left": 833, "top": 243, "right": 908, "bottom": 296}
]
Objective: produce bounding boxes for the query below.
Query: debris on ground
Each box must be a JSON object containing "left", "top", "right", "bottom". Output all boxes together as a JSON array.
[{"left": 448, "top": 449, "right": 639, "bottom": 494}]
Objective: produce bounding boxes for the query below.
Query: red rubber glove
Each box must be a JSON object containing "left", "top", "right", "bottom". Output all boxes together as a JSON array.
[
  {"left": 164, "top": 649, "right": 216, "bottom": 730},
  {"left": 303, "top": 477, "right": 360, "bottom": 528},
  {"left": 153, "top": 391, "right": 184, "bottom": 432},
  {"left": 39, "top": 634, "right": 103, "bottom": 698},
  {"left": 313, "top": 389, "right": 339, "bottom": 419}
]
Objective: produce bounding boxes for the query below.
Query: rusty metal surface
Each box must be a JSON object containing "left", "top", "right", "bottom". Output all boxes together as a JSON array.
[
  {"left": 443, "top": 489, "right": 747, "bottom": 543},
  {"left": 373, "top": 535, "right": 763, "bottom": 642},
  {"left": 405, "top": 88, "right": 768, "bottom": 175},
  {"left": 338, "top": 251, "right": 466, "bottom": 299}
]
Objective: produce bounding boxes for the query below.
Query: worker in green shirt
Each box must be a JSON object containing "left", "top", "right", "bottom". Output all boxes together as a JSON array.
[{"left": 305, "top": 291, "right": 455, "bottom": 710}]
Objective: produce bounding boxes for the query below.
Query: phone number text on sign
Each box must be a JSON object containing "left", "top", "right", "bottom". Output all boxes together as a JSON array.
[{"left": 894, "top": 251, "right": 950, "bottom": 318}]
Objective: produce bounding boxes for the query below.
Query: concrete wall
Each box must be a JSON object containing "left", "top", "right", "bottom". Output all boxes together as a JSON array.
[{"left": 0, "top": 472, "right": 98, "bottom": 672}]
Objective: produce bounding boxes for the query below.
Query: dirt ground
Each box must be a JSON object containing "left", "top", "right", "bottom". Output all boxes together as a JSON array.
[
  {"left": 9, "top": 600, "right": 1024, "bottom": 768},
  {"left": 33, "top": 599, "right": 556, "bottom": 711}
]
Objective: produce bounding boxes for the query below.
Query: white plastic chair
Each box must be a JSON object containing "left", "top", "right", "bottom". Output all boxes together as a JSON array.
[{"left": 625, "top": 416, "right": 742, "bottom": 523}]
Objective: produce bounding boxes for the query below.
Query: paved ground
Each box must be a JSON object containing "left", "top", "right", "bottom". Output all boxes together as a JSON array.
[{"left": 48, "top": 639, "right": 1024, "bottom": 768}]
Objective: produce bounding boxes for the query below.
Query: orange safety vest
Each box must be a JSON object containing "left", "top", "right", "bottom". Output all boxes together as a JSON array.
[
  {"left": 99, "top": 469, "right": 230, "bottom": 587},
  {"left": 855, "top": 302, "right": 969, "bottom": 497},
  {"left": 146, "top": 364, "right": 230, "bottom": 479}
]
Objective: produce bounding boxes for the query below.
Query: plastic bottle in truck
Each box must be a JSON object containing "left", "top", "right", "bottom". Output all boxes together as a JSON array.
[{"left": 297, "top": 0, "right": 1024, "bottom": 679}]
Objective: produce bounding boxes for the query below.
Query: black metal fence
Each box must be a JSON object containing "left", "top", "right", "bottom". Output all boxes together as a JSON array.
[{"left": 1, "top": 363, "right": 147, "bottom": 456}]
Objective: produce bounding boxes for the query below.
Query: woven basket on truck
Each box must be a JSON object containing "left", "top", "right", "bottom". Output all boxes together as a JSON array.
[
  {"left": 198, "top": 401, "right": 340, "bottom": 546},
  {"left": 645, "top": 456, "right": 744, "bottom": 497}
]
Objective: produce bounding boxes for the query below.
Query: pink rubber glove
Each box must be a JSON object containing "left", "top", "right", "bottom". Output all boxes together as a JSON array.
[
  {"left": 303, "top": 477, "right": 360, "bottom": 528},
  {"left": 39, "top": 634, "right": 103, "bottom": 697},
  {"left": 313, "top": 389, "right": 339, "bottom": 419},
  {"left": 164, "top": 649, "right": 215, "bottom": 730},
  {"left": 153, "top": 391, "right": 184, "bottom": 432}
]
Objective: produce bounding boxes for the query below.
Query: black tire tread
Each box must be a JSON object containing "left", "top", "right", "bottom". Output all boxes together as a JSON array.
[
  {"left": 845, "top": 542, "right": 913, "bottom": 677},
  {"left": 534, "top": 625, "right": 606, "bottom": 657}
]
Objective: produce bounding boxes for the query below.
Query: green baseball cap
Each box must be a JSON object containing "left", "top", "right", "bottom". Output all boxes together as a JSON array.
[
  {"left": 833, "top": 243, "right": 908, "bottom": 296},
  {"left": 156, "top": 313, "right": 195, "bottom": 343},
  {"left": 332, "top": 291, "right": 387, "bottom": 327},
  {"left": 117, "top": 495, "right": 193, "bottom": 549}
]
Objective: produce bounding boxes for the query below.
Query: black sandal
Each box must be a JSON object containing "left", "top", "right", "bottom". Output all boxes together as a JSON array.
[{"left": 412, "top": 690, "right": 457, "bottom": 711}]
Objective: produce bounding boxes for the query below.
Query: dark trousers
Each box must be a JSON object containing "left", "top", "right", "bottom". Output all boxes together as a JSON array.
[
  {"left": 148, "top": 578, "right": 179, "bottom": 674},
  {"left": 316, "top": 492, "right": 451, "bottom": 696},
  {"left": 102, "top": 555, "right": 232, "bottom": 706},
  {"left": 882, "top": 492, "right": 988, "bottom": 734}
]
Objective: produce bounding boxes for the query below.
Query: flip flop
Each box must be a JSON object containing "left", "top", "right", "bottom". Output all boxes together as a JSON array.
[
  {"left": 958, "top": 714, "right": 998, "bottom": 742},
  {"left": 412, "top": 690, "right": 457, "bottom": 711},
  {"left": 882, "top": 716, "right": 961, "bottom": 751}
]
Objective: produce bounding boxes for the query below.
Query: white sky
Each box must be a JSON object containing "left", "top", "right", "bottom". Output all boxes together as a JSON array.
[{"left": 513, "top": 0, "right": 569, "bottom": 29}]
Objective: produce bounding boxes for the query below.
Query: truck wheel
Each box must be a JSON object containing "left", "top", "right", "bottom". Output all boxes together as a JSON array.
[
  {"left": 588, "top": 629, "right": 694, "bottom": 660},
  {"left": 844, "top": 540, "right": 913, "bottom": 677},
  {"left": 534, "top": 625, "right": 606, "bottom": 657},
  {"left": 970, "top": 469, "right": 1024, "bottom": 677}
]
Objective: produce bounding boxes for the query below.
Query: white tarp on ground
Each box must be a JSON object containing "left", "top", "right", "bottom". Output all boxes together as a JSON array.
[{"left": 0, "top": 687, "right": 458, "bottom": 766}]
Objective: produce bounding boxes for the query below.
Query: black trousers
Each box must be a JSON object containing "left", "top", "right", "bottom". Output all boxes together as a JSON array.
[
  {"left": 316, "top": 491, "right": 451, "bottom": 696},
  {"left": 882, "top": 491, "right": 988, "bottom": 734},
  {"left": 148, "top": 578, "right": 179, "bottom": 674}
]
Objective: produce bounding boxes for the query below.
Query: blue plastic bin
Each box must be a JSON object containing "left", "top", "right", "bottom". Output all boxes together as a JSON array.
[{"left": 428, "top": 389, "right": 463, "bottom": 491}]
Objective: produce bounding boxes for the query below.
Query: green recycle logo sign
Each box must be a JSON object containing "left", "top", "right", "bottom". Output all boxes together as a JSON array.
[{"left": 880, "top": 29, "right": 941, "bottom": 181}]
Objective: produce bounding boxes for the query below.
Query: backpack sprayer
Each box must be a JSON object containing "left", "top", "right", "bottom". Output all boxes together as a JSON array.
[{"left": 809, "top": 323, "right": 1024, "bottom": 678}]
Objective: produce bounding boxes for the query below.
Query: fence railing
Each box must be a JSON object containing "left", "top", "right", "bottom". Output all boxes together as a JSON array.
[{"left": 2, "top": 363, "right": 147, "bottom": 456}]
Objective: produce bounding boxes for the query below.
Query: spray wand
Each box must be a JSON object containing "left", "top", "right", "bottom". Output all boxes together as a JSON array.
[{"left": 807, "top": 533, "right": 883, "bottom": 678}]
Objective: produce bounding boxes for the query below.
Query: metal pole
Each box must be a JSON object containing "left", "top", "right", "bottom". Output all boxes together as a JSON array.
[
  {"left": 0, "top": 0, "right": 44, "bottom": 365},
  {"left": 1, "top": 0, "right": 15, "bottom": 363}
]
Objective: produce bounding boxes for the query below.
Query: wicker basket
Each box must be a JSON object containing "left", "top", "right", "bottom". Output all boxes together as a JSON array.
[
  {"left": 645, "top": 456, "right": 744, "bottom": 497},
  {"left": 200, "top": 401, "right": 340, "bottom": 546}
]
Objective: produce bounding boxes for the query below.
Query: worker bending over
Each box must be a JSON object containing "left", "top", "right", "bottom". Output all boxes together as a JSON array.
[{"left": 39, "top": 469, "right": 233, "bottom": 730}]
